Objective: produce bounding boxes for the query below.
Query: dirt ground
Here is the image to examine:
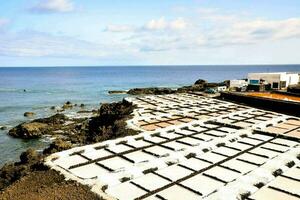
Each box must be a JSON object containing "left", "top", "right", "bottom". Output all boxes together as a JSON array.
[{"left": 0, "top": 170, "right": 101, "bottom": 200}]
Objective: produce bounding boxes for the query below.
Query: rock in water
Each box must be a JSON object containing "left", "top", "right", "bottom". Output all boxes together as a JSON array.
[
  {"left": 9, "top": 122, "right": 48, "bottom": 139},
  {"left": 108, "top": 90, "right": 127, "bottom": 94},
  {"left": 24, "top": 112, "right": 36, "bottom": 117},
  {"left": 62, "top": 101, "right": 73, "bottom": 109},
  {"left": 9, "top": 114, "right": 68, "bottom": 139}
]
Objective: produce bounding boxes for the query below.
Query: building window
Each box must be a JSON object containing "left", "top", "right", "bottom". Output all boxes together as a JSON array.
[
  {"left": 280, "top": 81, "right": 286, "bottom": 88},
  {"left": 250, "top": 80, "right": 259, "bottom": 85},
  {"left": 272, "top": 82, "right": 279, "bottom": 89}
]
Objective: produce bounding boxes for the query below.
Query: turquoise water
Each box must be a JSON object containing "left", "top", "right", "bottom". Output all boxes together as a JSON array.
[{"left": 1, "top": 65, "right": 300, "bottom": 166}]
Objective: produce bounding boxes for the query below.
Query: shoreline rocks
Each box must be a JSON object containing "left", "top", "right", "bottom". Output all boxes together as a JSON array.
[
  {"left": 108, "top": 90, "right": 127, "bottom": 94},
  {"left": 127, "top": 87, "right": 175, "bottom": 95},
  {"left": 24, "top": 112, "right": 36, "bottom": 117},
  {"left": 62, "top": 101, "right": 73, "bottom": 109},
  {"left": 126, "top": 79, "right": 229, "bottom": 95},
  {"left": 9, "top": 114, "right": 68, "bottom": 139},
  {"left": 1, "top": 98, "right": 139, "bottom": 194}
]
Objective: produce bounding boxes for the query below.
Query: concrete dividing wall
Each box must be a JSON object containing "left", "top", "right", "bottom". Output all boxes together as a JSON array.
[{"left": 220, "top": 92, "right": 300, "bottom": 117}]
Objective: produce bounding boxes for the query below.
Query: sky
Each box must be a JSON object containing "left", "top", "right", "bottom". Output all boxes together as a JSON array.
[{"left": 0, "top": 0, "right": 300, "bottom": 66}]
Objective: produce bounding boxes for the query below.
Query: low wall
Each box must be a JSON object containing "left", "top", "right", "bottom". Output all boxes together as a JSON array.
[
  {"left": 273, "top": 90, "right": 300, "bottom": 97},
  {"left": 219, "top": 92, "right": 300, "bottom": 117}
]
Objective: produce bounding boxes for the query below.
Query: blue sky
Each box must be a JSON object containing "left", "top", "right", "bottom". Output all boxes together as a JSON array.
[{"left": 0, "top": 0, "right": 300, "bottom": 66}]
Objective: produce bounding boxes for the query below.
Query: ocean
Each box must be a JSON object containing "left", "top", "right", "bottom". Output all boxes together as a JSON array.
[{"left": 1, "top": 65, "right": 300, "bottom": 166}]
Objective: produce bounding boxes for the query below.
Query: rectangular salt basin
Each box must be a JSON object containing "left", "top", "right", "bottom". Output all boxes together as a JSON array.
[
  {"left": 197, "top": 152, "right": 227, "bottom": 164},
  {"left": 127, "top": 139, "right": 151, "bottom": 148},
  {"left": 179, "top": 158, "right": 211, "bottom": 171},
  {"left": 157, "top": 185, "right": 201, "bottom": 200},
  {"left": 159, "top": 132, "right": 181, "bottom": 139},
  {"left": 144, "top": 136, "right": 166, "bottom": 143},
  {"left": 81, "top": 149, "right": 112, "bottom": 160},
  {"left": 106, "top": 182, "right": 147, "bottom": 200},
  {"left": 286, "top": 129, "right": 300, "bottom": 139},
  {"left": 106, "top": 144, "right": 132, "bottom": 154},
  {"left": 132, "top": 173, "right": 170, "bottom": 191},
  {"left": 212, "top": 146, "right": 240, "bottom": 157},
  {"left": 193, "top": 133, "right": 215, "bottom": 141},
  {"left": 69, "top": 163, "right": 109, "bottom": 179},
  {"left": 248, "top": 134, "right": 273, "bottom": 141},
  {"left": 282, "top": 167, "right": 300, "bottom": 181},
  {"left": 225, "top": 142, "right": 252, "bottom": 151},
  {"left": 53, "top": 154, "right": 88, "bottom": 169},
  {"left": 233, "top": 121, "right": 253, "bottom": 128},
  {"left": 269, "top": 176, "right": 300, "bottom": 196},
  {"left": 261, "top": 142, "right": 290, "bottom": 153},
  {"left": 271, "top": 138, "right": 299, "bottom": 147},
  {"left": 205, "top": 130, "right": 227, "bottom": 137},
  {"left": 249, "top": 147, "right": 279, "bottom": 158},
  {"left": 181, "top": 174, "right": 224, "bottom": 196},
  {"left": 157, "top": 165, "right": 193, "bottom": 181},
  {"left": 124, "top": 150, "right": 156, "bottom": 163},
  {"left": 238, "top": 137, "right": 262, "bottom": 146},
  {"left": 143, "top": 146, "right": 173, "bottom": 157},
  {"left": 217, "top": 127, "right": 238, "bottom": 133},
  {"left": 276, "top": 123, "right": 299, "bottom": 130},
  {"left": 98, "top": 156, "right": 133, "bottom": 171},
  {"left": 221, "top": 159, "right": 257, "bottom": 174},
  {"left": 203, "top": 166, "right": 241, "bottom": 183},
  {"left": 177, "top": 137, "right": 203, "bottom": 146},
  {"left": 162, "top": 141, "right": 189, "bottom": 151},
  {"left": 285, "top": 119, "right": 300, "bottom": 126},
  {"left": 250, "top": 187, "right": 299, "bottom": 200},
  {"left": 264, "top": 126, "right": 288, "bottom": 134},
  {"left": 236, "top": 153, "right": 267, "bottom": 165}
]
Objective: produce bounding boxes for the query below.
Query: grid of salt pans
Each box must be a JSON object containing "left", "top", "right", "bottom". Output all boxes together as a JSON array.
[
  {"left": 126, "top": 93, "right": 251, "bottom": 131},
  {"left": 45, "top": 94, "right": 300, "bottom": 200}
]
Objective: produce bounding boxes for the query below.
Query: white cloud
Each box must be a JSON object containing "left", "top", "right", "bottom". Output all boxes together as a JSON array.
[
  {"left": 105, "top": 17, "right": 188, "bottom": 33},
  {"left": 104, "top": 25, "right": 134, "bottom": 32},
  {"left": 30, "top": 0, "right": 74, "bottom": 13},
  {"left": 144, "top": 17, "right": 187, "bottom": 31},
  {"left": 210, "top": 18, "right": 300, "bottom": 46},
  {"left": 169, "top": 18, "right": 187, "bottom": 30},
  {"left": 0, "top": 31, "right": 111, "bottom": 58}
]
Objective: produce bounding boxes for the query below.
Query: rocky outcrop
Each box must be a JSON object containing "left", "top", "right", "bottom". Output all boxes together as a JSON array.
[
  {"left": 127, "top": 87, "right": 175, "bottom": 95},
  {"left": 194, "top": 79, "right": 207, "bottom": 85},
  {"left": 126, "top": 78, "right": 231, "bottom": 96},
  {"left": 9, "top": 122, "right": 48, "bottom": 138},
  {"left": 24, "top": 112, "right": 36, "bottom": 117},
  {"left": 0, "top": 148, "right": 45, "bottom": 190},
  {"left": 86, "top": 99, "right": 138, "bottom": 143},
  {"left": 43, "top": 139, "right": 72, "bottom": 155},
  {"left": 9, "top": 114, "right": 68, "bottom": 139}
]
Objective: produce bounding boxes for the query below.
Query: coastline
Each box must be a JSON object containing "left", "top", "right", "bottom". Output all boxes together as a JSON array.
[{"left": 1, "top": 77, "right": 300, "bottom": 199}]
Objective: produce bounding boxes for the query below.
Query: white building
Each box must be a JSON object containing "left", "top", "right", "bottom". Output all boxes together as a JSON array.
[
  {"left": 247, "top": 72, "right": 299, "bottom": 90},
  {"left": 216, "top": 86, "right": 227, "bottom": 92},
  {"left": 229, "top": 80, "right": 248, "bottom": 88}
]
